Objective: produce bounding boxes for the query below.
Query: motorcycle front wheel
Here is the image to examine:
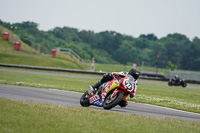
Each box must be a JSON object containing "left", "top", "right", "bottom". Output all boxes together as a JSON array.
[
  {"left": 103, "top": 92, "right": 124, "bottom": 110},
  {"left": 181, "top": 82, "right": 187, "bottom": 87},
  {"left": 80, "top": 91, "right": 90, "bottom": 107}
]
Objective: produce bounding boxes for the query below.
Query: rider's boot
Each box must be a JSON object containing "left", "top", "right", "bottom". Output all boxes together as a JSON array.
[
  {"left": 90, "top": 73, "right": 113, "bottom": 94},
  {"left": 91, "top": 81, "right": 101, "bottom": 94}
]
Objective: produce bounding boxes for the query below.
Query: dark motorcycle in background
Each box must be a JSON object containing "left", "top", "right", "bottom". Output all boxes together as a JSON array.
[{"left": 168, "top": 78, "right": 187, "bottom": 87}]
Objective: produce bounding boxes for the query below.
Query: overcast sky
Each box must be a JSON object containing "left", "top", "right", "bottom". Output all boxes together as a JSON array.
[{"left": 0, "top": 0, "right": 200, "bottom": 40}]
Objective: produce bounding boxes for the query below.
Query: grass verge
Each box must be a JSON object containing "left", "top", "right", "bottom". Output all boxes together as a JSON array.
[
  {"left": 94, "top": 63, "right": 168, "bottom": 75},
  {"left": 0, "top": 52, "right": 87, "bottom": 70},
  {"left": 0, "top": 98, "right": 200, "bottom": 133}
]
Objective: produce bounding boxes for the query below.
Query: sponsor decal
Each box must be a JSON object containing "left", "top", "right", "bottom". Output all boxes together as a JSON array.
[
  {"left": 102, "top": 92, "right": 106, "bottom": 98},
  {"left": 114, "top": 81, "right": 119, "bottom": 85},
  {"left": 93, "top": 100, "right": 103, "bottom": 106},
  {"left": 89, "top": 95, "right": 100, "bottom": 103}
]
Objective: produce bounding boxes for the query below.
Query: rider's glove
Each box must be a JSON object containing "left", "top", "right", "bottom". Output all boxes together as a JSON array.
[
  {"left": 134, "top": 80, "right": 138, "bottom": 91},
  {"left": 130, "top": 80, "right": 138, "bottom": 98},
  {"left": 130, "top": 92, "right": 134, "bottom": 98}
]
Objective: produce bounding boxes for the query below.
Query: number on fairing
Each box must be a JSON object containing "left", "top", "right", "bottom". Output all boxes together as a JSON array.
[{"left": 124, "top": 79, "right": 133, "bottom": 91}]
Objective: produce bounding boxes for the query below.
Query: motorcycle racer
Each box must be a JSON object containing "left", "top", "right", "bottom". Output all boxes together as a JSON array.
[
  {"left": 90, "top": 68, "right": 140, "bottom": 107},
  {"left": 172, "top": 75, "right": 180, "bottom": 85}
]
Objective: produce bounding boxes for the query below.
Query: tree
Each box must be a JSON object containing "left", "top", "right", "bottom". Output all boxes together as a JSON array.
[
  {"left": 96, "top": 31, "right": 122, "bottom": 53},
  {"left": 139, "top": 33, "right": 158, "bottom": 41},
  {"left": 149, "top": 41, "right": 167, "bottom": 67},
  {"left": 49, "top": 27, "right": 81, "bottom": 42},
  {"left": 78, "top": 30, "right": 98, "bottom": 48},
  {"left": 167, "top": 61, "right": 176, "bottom": 70},
  {"left": 113, "top": 40, "right": 139, "bottom": 65},
  {"left": 182, "top": 37, "right": 200, "bottom": 70},
  {"left": 159, "top": 33, "right": 191, "bottom": 68},
  {"left": 1, "top": 19, "right": 200, "bottom": 70}
]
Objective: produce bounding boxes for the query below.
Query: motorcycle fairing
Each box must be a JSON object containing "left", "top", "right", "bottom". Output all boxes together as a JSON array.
[
  {"left": 104, "top": 79, "right": 120, "bottom": 93},
  {"left": 88, "top": 78, "right": 120, "bottom": 107}
]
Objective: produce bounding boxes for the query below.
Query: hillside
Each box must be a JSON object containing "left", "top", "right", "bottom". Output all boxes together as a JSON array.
[
  {"left": 0, "top": 26, "right": 88, "bottom": 70},
  {"left": 0, "top": 25, "right": 37, "bottom": 54},
  {"left": 1, "top": 20, "right": 200, "bottom": 71},
  {"left": 0, "top": 52, "right": 88, "bottom": 70}
]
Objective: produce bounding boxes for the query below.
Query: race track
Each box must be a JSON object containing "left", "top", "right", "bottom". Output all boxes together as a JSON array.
[
  {"left": 1, "top": 68, "right": 199, "bottom": 89},
  {"left": 0, "top": 84, "right": 200, "bottom": 122}
]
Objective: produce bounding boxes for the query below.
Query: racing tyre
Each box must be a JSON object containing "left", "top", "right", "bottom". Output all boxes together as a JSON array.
[
  {"left": 80, "top": 91, "right": 90, "bottom": 107},
  {"left": 168, "top": 82, "right": 172, "bottom": 86},
  {"left": 103, "top": 92, "right": 124, "bottom": 110},
  {"left": 181, "top": 82, "right": 187, "bottom": 87}
]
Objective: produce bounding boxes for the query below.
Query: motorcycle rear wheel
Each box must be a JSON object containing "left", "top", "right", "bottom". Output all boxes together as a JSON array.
[
  {"left": 80, "top": 91, "right": 90, "bottom": 107},
  {"left": 168, "top": 82, "right": 172, "bottom": 86},
  {"left": 103, "top": 92, "right": 124, "bottom": 110}
]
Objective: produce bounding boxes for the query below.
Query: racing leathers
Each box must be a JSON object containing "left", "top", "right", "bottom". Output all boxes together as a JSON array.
[{"left": 91, "top": 71, "right": 138, "bottom": 107}]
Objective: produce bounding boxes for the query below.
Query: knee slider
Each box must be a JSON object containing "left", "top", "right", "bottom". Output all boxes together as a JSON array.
[{"left": 118, "top": 100, "right": 128, "bottom": 107}]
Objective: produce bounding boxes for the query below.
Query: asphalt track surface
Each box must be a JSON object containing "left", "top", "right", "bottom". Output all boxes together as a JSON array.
[
  {"left": 0, "top": 68, "right": 200, "bottom": 122},
  {"left": 1, "top": 84, "right": 200, "bottom": 122}
]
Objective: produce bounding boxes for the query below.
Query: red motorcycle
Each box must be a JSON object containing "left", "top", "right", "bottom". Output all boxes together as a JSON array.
[{"left": 80, "top": 74, "right": 136, "bottom": 110}]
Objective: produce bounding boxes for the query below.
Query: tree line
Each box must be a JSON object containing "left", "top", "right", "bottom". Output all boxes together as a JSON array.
[{"left": 1, "top": 20, "right": 200, "bottom": 71}]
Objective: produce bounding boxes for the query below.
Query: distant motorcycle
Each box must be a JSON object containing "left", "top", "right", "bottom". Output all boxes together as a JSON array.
[{"left": 168, "top": 78, "right": 187, "bottom": 87}]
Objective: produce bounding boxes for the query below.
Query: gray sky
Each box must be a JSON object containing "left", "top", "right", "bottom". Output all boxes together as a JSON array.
[{"left": 0, "top": 0, "right": 200, "bottom": 40}]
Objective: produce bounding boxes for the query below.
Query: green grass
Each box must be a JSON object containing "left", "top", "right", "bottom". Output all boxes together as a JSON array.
[
  {"left": 94, "top": 63, "right": 200, "bottom": 77},
  {"left": 0, "top": 69, "right": 97, "bottom": 92},
  {"left": 0, "top": 31, "right": 37, "bottom": 53},
  {"left": 0, "top": 39, "right": 13, "bottom": 51},
  {"left": 0, "top": 68, "right": 200, "bottom": 113},
  {"left": 0, "top": 52, "right": 87, "bottom": 70},
  {"left": 133, "top": 84, "right": 200, "bottom": 113},
  {"left": 1, "top": 98, "right": 200, "bottom": 133},
  {"left": 94, "top": 63, "right": 168, "bottom": 76}
]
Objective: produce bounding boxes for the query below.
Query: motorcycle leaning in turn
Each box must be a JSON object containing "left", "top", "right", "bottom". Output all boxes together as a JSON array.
[
  {"left": 80, "top": 73, "right": 137, "bottom": 110},
  {"left": 168, "top": 78, "right": 187, "bottom": 87}
]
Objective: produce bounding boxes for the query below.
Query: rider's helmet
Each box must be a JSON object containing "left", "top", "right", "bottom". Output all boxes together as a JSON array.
[
  {"left": 128, "top": 68, "right": 140, "bottom": 80},
  {"left": 175, "top": 75, "right": 179, "bottom": 78}
]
